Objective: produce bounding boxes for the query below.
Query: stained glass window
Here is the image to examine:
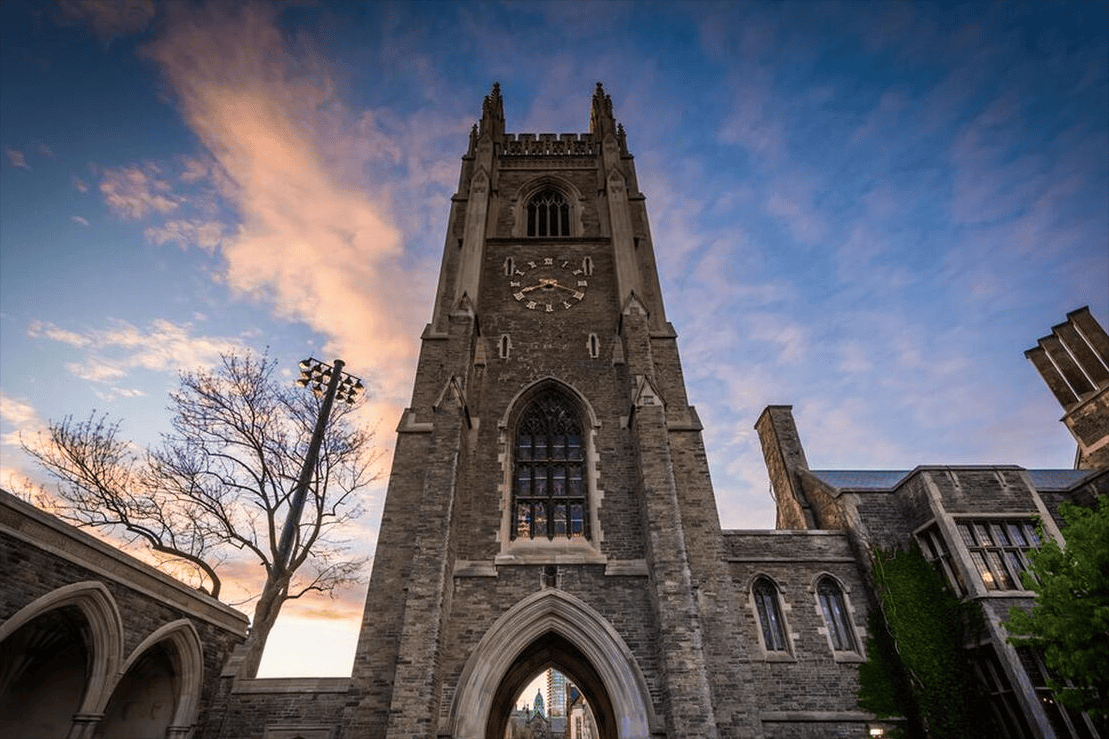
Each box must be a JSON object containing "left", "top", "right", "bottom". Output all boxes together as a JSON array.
[{"left": 512, "top": 392, "right": 587, "bottom": 540}]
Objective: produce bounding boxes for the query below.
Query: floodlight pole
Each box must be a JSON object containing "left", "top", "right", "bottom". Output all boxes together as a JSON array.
[{"left": 275, "top": 358, "right": 348, "bottom": 576}]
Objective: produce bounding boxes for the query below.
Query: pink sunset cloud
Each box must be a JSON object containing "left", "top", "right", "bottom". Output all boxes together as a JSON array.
[{"left": 141, "top": 3, "right": 429, "bottom": 430}]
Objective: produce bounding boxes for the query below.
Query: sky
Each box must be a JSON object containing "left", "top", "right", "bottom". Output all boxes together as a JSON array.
[{"left": 1, "top": 0, "right": 1106, "bottom": 678}]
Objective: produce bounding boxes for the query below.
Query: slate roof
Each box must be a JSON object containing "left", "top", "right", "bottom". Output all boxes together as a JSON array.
[
  {"left": 1026, "top": 469, "right": 1097, "bottom": 491},
  {"left": 806, "top": 470, "right": 911, "bottom": 490},
  {"left": 806, "top": 468, "right": 1097, "bottom": 493}
]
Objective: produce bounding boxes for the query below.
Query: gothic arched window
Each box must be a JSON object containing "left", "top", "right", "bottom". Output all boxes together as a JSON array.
[
  {"left": 527, "top": 189, "right": 571, "bottom": 237},
  {"left": 753, "top": 577, "right": 789, "bottom": 652},
  {"left": 513, "top": 392, "right": 587, "bottom": 540},
  {"left": 816, "top": 577, "right": 857, "bottom": 652}
]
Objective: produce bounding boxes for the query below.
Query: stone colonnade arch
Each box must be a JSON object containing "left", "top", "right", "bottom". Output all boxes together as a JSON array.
[
  {"left": 446, "top": 588, "right": 659, "bottom": 739},
  {"left": 0, "top": 580, "right": 205, "bottom": 738}
]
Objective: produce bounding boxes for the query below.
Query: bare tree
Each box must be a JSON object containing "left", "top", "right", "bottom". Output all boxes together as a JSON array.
[{"left": 22, "top": 352, "right": 377, "bottom": 676}]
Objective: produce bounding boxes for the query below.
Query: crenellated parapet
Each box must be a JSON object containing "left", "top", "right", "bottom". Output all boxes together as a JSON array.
[{"left": 500, "top": 132, "right": 598, "bottom": 157}]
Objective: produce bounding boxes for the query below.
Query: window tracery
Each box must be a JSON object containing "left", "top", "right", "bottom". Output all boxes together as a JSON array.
[
  {"left": 526, "top": 189, "right": 571, "bottom": 237},
  {"left": 512, "top": 392, "right": 587, "bottom": 540}
]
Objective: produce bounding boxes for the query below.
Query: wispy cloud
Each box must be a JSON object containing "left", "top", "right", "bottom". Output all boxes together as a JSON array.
[
  {"left": 55, "top": 0, "right": 156, "bottom": 43},
  {"left": 139, "top": 3, "right": 457, "bottom": 423},
  {"left": 72, "top": 175, "right": 89, "bottom": 193},
  {"left": 71, "top": 215, "right": 89, "bottom": 226},
  {"left": 0, "top": 391, "right": 45, "bottom": 447},
  {"left": 29, "top": 318, "right": 245, "bottom": 392},
  {"left": 100, "top": 164, "right": 179, "bottom": 219},
  {"left": 144, "top": 219, "right": 222, "bottom": 250},
  {"left": 6, "top": 148, "right": 29, "bottom": 170}
]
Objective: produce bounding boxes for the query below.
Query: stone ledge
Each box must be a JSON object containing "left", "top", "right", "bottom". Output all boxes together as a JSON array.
[
  {"left": 232, "top": 677, "right": 351, "bottom": 694},
  {"left": 760, "top": 711, "right": 875, "bottom": 722},
  {"left": 726, "top": 556, "right": 858, "bottom": 564},
  {"left": 603, "top": 559, "right": 649, "bottom": 576},
  {"left": 453, "top": 560, "right": 497, "bottom": 577}
]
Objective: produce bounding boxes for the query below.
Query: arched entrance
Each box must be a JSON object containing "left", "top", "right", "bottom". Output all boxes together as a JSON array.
[
  {"left": 488, "top": 632, "right": 614, "bottom": 739},
  {"left": 0, "top": 606, "right": 91, "bottom": 739},
  {"left": 448, "top": 590, "right": 658, "bottom": 739},
  {"left": 0, "top": 581, "right": 123, "bottom": 738}
]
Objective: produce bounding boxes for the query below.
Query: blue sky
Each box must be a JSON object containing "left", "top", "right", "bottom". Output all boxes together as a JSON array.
[{"left": 2, "top": 0, "right": 1106, "bottom": 676}]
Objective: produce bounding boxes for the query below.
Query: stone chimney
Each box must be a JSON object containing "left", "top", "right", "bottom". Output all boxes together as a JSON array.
[
  {"left": 1025, "top": 306, "right": 1109, "bottom": 469},
  {"left": 755, "top": 405, "right": 815, "bottom": 529}
]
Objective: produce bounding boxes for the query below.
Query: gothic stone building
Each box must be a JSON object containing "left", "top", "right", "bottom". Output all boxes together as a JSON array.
[{"left": 3, "top": 84, "right": 1107, "bottom": 739}]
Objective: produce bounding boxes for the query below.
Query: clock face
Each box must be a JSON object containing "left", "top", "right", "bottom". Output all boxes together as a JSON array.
[{"left": 508, "top": 256, "right": 589, "bottom": 312}]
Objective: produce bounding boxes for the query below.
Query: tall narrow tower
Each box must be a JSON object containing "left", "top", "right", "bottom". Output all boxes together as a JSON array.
[{"left": 345, "top": 84, "right": 758, "bottom": 739}]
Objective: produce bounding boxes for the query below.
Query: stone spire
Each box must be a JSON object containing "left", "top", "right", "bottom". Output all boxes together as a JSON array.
[
  {"left": 589, "top": 81, "right": 617, "bottom": 139},
  {"left": 478, "top": 81, "right": 505, "bottom": 140}
]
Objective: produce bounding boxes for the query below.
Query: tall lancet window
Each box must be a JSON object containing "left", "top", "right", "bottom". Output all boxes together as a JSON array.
[
  {"left": 513, "top": 392, "right": 587, "bottom": 540},
  {"left": 817, "top": 577, "right": 857, "bottom": 652},
  {"left": 753, "top": 577, "right": 789, "bottom": 652},
  {"left": 527, "top": 189, "right": 571, "bottom": 237}
]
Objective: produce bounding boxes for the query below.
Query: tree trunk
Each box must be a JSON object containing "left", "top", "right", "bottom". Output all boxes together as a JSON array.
[{"left": 238, "top": 574, "right": 290, "bottom": 678}]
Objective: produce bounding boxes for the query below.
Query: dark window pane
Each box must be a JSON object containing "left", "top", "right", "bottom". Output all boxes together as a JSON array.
[
  {"left": 568, "top": 465, "right": 583, "bottom": 495},
  {"left": 554, "top": 504, "right": 567, "bottom": 537},
  {"left": 515, "top": 467, "right": 531, "bottom": 495},
  {"left": 570, "top": 504, "right": 584, "bottom": 538},
  {"left": 517, "top": 435, "right": 532, "bottom": 461},
  {"left": 552, "top": 466, "right": 566, "bottom": 496},
  {"left": 551, "top": 435, "right": 566, "bottom": 460}
]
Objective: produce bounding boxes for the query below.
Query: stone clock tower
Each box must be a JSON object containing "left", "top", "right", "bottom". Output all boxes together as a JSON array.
[{"left": 343, "top": 84, "right": 759, "bottom": 739}]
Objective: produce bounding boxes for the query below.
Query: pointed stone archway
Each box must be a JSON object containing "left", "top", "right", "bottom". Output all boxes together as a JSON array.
[
  {"left": 486, "top": 631, "right": 614, "bottom": 739},
  {"left": 446, "top": 589, "right": 658, "bottom": 739}
]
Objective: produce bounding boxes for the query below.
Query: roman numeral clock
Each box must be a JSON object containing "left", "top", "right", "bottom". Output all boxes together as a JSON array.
[{"left": 507, "top": 256, "right": 590, "bottom": 312}]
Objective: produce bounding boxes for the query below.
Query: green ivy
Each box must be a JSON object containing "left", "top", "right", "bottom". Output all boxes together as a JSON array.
[{"left": 857, "top": 546, "right": 992, "bottom": 738}]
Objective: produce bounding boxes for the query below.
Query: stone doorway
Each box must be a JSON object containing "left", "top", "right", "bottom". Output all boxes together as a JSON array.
[
  {"left": 448, "top": 590, "right": 657, "bottom": 739},
  {"left": 489, "top": 632, "right": 612, "bottom": 739}
]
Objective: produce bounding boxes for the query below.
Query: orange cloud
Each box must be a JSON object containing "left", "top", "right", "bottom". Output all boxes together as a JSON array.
[
  {"left": 100, "top": 164, "right": 179, "bottom": 219},
  {"left": 142, "top": 3, "right": 429, "bottom": 429}
]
